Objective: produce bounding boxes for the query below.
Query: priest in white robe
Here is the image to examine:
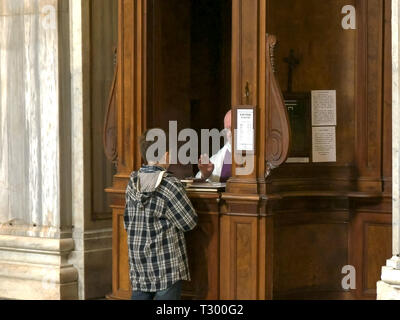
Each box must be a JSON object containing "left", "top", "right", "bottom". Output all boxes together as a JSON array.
[{"left": 196, "top": 110, "right": 232, "bottom": 183}]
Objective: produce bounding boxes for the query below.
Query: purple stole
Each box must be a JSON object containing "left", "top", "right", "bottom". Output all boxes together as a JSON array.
[{"left": 220, "top": 150, "right": 232, "bottom": 183}]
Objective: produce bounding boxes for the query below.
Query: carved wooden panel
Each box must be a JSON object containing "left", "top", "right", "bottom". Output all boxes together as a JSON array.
[
  {"left": 117, "top": 212, "right": 130, "bottom": 292},
  {"left": 349, "top": 198, "right": 392, "bottom": 299},
  {"left": 183, "top": 193, "right": 221, "bottom": 300},
  {"left": 382, "top": 0, "right": 392, "bottom": 195},
  {"left": 235, "top": 222, "right": 255, "bottom": 299},
  {"left": 355, "top": 0, "right": 384, "bottom": 192},
  {"left": 184, "top": 216, "right": 218, "bottom": 299},
  {"left": 220, "top": 214, "right": 260, "bottom": 300},
  {"left": 265, "top": 34, "right": 291, "bottom": 176},
  {"left": 268, "top": 197, "right": 349, "bottom": 299},
  {"left": 274, "top": 221, "right": 348, "bottom": 296},
  {"left": 365, "top": 224, "right": 392, "bottom": 291},
  {"left": 108, "top": 207, "right": 131, "bottom": 299},
  {"left": 103, "top": 51, "right": 118, "bottom": 164}
]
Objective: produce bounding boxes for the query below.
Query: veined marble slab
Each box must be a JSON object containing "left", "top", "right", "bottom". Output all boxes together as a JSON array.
[
  {"left": 392, "top": 0, "right": 400, "bottom": 256},
  {"left": 0, "top": 0, "right": 62, "bottom": 228}
]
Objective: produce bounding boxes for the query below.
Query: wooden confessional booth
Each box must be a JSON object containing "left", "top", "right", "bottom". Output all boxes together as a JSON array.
[{"left": 105, "top": 0, "right": 392, "bottom": 300}]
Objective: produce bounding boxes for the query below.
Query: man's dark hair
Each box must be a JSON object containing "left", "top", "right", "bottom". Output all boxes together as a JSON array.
[{"left": 139, "top": 129, "right": 169, "bottom": 164}]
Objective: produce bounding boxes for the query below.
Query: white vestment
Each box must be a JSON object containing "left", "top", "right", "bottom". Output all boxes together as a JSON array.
[{"left": 196, "top": 143, "right": 232, "bottom": 182}]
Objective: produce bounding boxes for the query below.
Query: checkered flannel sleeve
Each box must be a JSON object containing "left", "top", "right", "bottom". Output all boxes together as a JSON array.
[
  {"left": 166, "top": 180, "right": 198, "bottom": 232},
  {"left": 123, "top": 176, "right": 134, "bottom": 232}
]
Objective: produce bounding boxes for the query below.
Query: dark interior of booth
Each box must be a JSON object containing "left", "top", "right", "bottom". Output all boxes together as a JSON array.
[{"left": 146, "top": 0, "right": 232, "bottom": 178}]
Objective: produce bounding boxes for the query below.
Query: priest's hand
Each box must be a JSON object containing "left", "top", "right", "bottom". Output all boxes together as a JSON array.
[{"left": 198, "top": 154, "right": 214, "bottom": 180}]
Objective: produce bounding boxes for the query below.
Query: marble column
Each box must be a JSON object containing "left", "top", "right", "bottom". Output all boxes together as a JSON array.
[
  {"left": 67, "top": 0, "right": 112, "bottom": 300},
  {"left": 377, "top": 0, "right": 400, "bottom": 300},
  {"left": 0, "top": 0, "right": 78, "bottom": 299}
]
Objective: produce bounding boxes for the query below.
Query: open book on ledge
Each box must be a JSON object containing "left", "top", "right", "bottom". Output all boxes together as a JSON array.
[{"left": 181, "top": 180, "right": 227, "bottom": 193}]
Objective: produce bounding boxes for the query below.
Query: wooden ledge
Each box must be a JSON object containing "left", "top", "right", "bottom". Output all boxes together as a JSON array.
[
  {"left": 105, "top": 188, "right": 126, "bottom": 194},
  {"left": 263, "top": 190, "right": 384, "bottom": 200}
]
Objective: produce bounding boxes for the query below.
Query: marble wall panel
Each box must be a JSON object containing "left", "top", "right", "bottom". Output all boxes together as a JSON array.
[{"left": 0, "top": 0, "right": 63, "bottom": 228}]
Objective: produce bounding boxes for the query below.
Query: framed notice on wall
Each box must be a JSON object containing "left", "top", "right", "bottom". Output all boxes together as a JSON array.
[
  {"left": 312, "top": 90, "right": 337, "bottom": 126},
  {"left": 311, "top": 90, "right": 337, "bottom": 163},
  {"left": 312, "top": 126, "right": 337, "bottom": 162},
  {"left": 233, "top": 106, "right": 256, "bottom": 154}
]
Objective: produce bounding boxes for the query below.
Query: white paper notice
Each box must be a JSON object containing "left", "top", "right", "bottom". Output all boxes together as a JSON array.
[
  {"left": 312, "top": 127, "right": 336, "bottom": 163},
  {"left": 312, "top": 90, "right": 337, "bottom": 126},
  {"left": 236, "top": 109, "right": 254, "bottom": 152}
]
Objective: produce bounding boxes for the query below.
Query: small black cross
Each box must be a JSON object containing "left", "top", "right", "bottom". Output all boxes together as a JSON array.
[{"left": 284, "top": 49, "right": 300, "bottom": 93}]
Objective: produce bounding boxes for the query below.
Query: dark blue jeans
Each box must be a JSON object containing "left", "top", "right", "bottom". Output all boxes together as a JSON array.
[{"left": 131, "top": 281, "right": 182, "bottom": 300}]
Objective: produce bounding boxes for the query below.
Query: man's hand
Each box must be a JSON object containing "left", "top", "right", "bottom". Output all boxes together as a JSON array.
[{"left": 198, "top": 154, "right": 215, "bottom": 180}]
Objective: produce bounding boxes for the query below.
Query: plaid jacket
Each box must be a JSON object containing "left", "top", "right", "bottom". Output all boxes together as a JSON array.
[{"left": 124, "top": 165, "right": 198, "bottom": 292}]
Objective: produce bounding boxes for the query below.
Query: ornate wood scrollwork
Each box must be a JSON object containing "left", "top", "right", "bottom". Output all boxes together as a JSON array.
[
  {"left": 103, "top": 47, "right": 118, "bottom": 164},
  {"left": 265, "top": 34, "right": 291, "bottom": 178}
]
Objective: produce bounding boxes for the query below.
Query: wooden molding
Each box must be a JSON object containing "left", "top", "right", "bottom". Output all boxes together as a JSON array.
[{"left": 355, "top": 0, "right": 384, "bottom": 192}]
